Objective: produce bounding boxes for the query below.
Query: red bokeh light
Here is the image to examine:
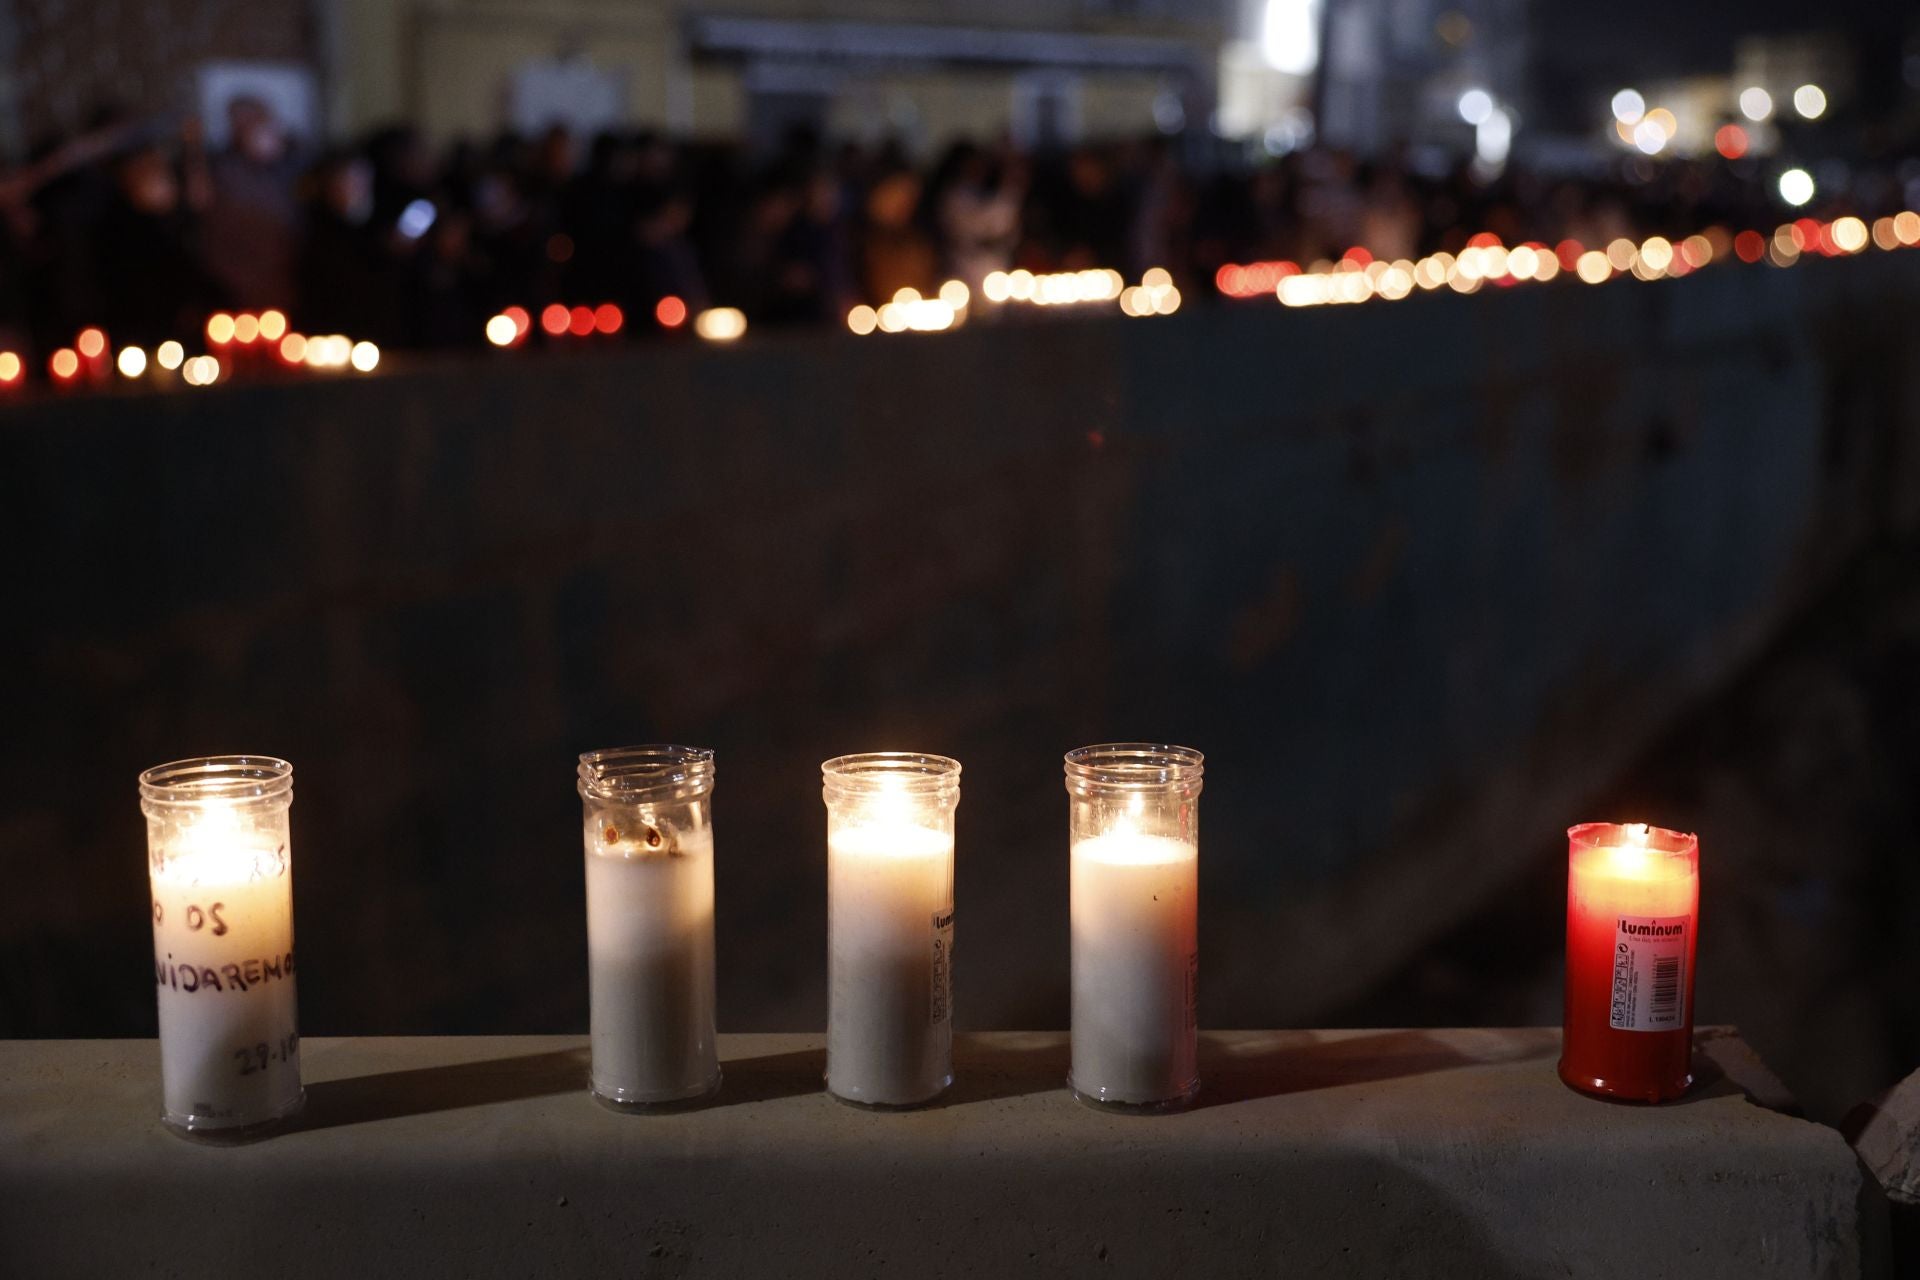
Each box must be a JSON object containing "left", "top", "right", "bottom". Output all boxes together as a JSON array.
[
  {"left": 593, "top": 303, "right": 623, "bottom": 335},
  {"left": 568, "top": 305, "right": 595, "bottom": 337},
  {"left": 540, "top": 303, "right": 570, "bottom": 335},
  {"left": 0, "top": 352, "right": 22, "bottom": 383},
  {"left": 76, "top": 327, "right": 106, "bottom": 359},
  {"left": 49, "top": 348, "right": 79, "bottom": 380},
  {"left": 655, "top": 295, "right": 688, "bottom": 328},
  {"left": 504, "top": 305, "right": 531, "bottom": 337},
  {"left": 1466, "top": 231, "right": 1502, "bottom": 249},
  {"left": 1734, "top": 230, "right": 1765, "bottom": 263},
  {"left": 1713, "top": 124, "right": 1748, "bottom": 160},
  {"left": 1555, "top": 239, "right": 1584, "bottom": 270},
  {"left": 1341, "top": 245, "right": 1373, "bottom": 266}
]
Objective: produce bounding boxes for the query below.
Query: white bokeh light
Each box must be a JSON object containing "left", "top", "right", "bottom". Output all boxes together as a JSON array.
[
  {"left": 1261, "top": 0, "right": 1320, "bottom": 76},
  {"left": 1777, "top": 168, "right": 1815, "bottom": 207}
]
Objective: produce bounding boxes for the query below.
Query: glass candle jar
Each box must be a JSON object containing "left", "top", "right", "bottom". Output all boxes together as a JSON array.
[
  {"left": 1065, "top": 743, "right": 1203, "bottom": 1111},
  {"left": 578, "top": 746, "right": 721, "bottom": 1110},
  {"left": 140, "top": 755, "right": 302, "bottom": 1139},
  {"left": 822, "top": 752, "right": 960, "bottom": 1108},
  {"left": 1560, "top": 822, "right": 1699, "bottom": 1103}
]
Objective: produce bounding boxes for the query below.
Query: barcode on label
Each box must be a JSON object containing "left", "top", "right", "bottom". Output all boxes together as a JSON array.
[
  {"left": 1649, "top": 956, "right": 1680, "bottom": 1019},
  {"left": 930, "top": 909, "right": 954, "bottom": 1027}
]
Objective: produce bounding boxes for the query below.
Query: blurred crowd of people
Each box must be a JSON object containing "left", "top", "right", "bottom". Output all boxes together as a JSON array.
[{"left": 0, "top": 96, "right": 1895, "bottom": 355}]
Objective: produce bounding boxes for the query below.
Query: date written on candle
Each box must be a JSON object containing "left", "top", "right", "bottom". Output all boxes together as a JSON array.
[{"left": 234, "top": 1031, "right": 300, "bottom": 1076}]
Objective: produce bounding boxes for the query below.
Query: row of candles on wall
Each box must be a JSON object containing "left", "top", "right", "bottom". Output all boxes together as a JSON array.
[
  {"left": 141, "top": 746, "right": 1700, "bottom": 1141},
  {"left": 0, "top": 310, "right": 381, "bottom": 395},
  {"left": 1214, "top": 209, "right": 1920, "bottom": 306},
  {"left": 480, "top": 298, "right": 749, "bottom": 349},
  {"left": 5, "top": 210, "right": 1914, "bottom": 394}
]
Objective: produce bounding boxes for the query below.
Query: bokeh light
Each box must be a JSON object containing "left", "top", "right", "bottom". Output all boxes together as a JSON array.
[
  {"left": 1792, "top": 84, "right": 1827, "bottom": 120},
  {"left": 1778, "top": 168, "right": 1815, "bottom": 207},
  {"left": 116, "top": 346, "right": 147, "bottom": 378},
  {"left": 694, "top": 308, "right": 747, "bottom": 342}
]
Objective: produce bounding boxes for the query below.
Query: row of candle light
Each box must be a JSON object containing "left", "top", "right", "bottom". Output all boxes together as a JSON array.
[
  {"left": 2, "top": 312, "right": 381, "bottom": 394},
  {"left": 140, "top": 746, "right": 1699, "bottom": 1141},
  {"left": 1214, "top": 209, "right": 1920, "bottom": 307},
  {"left": 482, "top": 298, "right": 747, "bottom": 348},
  {"left": 5, "top": 209, "right": 1911, "bottom": 392}
]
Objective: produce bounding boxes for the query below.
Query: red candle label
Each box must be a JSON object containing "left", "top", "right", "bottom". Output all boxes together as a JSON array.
[{"left": 1609, "top": 915, "right": 1687, "bottom": 1031}]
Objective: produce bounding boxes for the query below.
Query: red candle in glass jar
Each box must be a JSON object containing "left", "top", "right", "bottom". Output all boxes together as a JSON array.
[{"left": 1559, "top": 822, "right": 1698, "bottom": 1102}]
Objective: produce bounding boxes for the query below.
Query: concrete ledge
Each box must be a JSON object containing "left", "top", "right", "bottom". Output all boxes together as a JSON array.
[{"left": 0, "top": 1029, "right": 1863, "bottom": 1277}]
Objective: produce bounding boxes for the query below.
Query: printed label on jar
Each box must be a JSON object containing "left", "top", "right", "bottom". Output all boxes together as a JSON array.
[
  {"left": 1610, "top": 915, "right": 1688, "bottom": 1031},
  {"left": 931, "top": 909, "right": 954, "bottom": 1026}
]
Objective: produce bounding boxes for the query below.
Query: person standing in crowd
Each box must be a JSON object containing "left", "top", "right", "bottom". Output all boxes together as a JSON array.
[
  {"left": 200, "top": 96, "right": 303, "bottom": 312},
  {"left": 298, "top": 150, "right": 404, "bottom": 344},
  {"left": 96, "top": 139, "right": 224, "bottom": 345},
  {"left": 935, "top": 141, "right": 1024, "bottom": 289}
]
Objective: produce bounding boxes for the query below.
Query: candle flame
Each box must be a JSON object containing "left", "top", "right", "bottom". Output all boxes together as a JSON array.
[{"left": 158, "top": 802, "right": 284, "bottom": 886}]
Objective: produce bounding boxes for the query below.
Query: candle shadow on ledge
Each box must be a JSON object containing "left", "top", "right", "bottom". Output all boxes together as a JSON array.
[
  {"left": 708, "top": 1038, "right": 1067, "bottom": 1110},
  {"left": 1190, "top": 1029, "right": 1562, "bottom": 1109},
  {"left": 293, "top": 1047, "right": 589, "bottom": 1132}
]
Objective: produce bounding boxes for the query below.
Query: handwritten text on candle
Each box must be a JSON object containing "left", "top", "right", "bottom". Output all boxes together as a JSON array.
[{"left": 155, "top": 951, "right": 297, "bottom": 994}]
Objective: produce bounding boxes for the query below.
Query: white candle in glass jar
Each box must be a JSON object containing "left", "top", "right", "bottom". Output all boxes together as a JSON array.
[
  {"left": 585, "top": 821, "right": 718, "bottom": 1104},
  {"left": 1070, "top": 827, "right": 1198, "bottom": 1105},
  {"left": 149, "top": 808, "right": 301, "bottom": 1130},
  {"left": 827, "top": 818, "right": 955, "bottom": 1106}
]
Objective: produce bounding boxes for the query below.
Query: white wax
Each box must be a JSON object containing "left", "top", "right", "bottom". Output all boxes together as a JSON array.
[
  {"left": 585, "top": 824, "right": 718, "bottom": 1104},
  {"left": 150, "top": 837, "right": 301, "bottom": 1130},
  {"left": 827, "top": 822, "right": 954, "bottom": 1105},
  {"left": 1070, "top": 830, "right": 1198, "bottom": 1105}
]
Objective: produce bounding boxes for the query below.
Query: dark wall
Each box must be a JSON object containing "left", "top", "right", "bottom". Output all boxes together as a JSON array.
[{"left": 5, "top": 254, "right": 1917, "bottom": 1038}]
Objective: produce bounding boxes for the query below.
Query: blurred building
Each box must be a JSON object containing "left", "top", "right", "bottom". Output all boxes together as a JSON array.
[
  {"left": 342, "top": 0, "right": 1228, "bottom": 155},
  {"left": 0, "top": 1, "right": 1236, "bottom": 158}
]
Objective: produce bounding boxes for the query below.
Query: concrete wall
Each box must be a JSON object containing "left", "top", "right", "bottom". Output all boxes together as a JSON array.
[
  {"left": 3, "top": 254, "right": 1917, "bottom": 1039},
  {"left": 0, "top": 1031, "right": 1874, "bottom": 1278}
]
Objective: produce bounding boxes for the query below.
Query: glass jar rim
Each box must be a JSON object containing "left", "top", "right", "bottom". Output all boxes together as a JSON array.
[
  {"left": 1567, "top": 821, "right": 1697, "bottom": 857},
  {"left": 1064, "top": 742, "right": 1204, "bottom": 790},
  {"left": 821, "top": 751, "right": 961, "bottom": 796},
  {"left": 139, "top": 755, "right": 293, "bottom": 806},
  {"left": 578, "top": 745, "right": 715, "bottom": 801}
]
